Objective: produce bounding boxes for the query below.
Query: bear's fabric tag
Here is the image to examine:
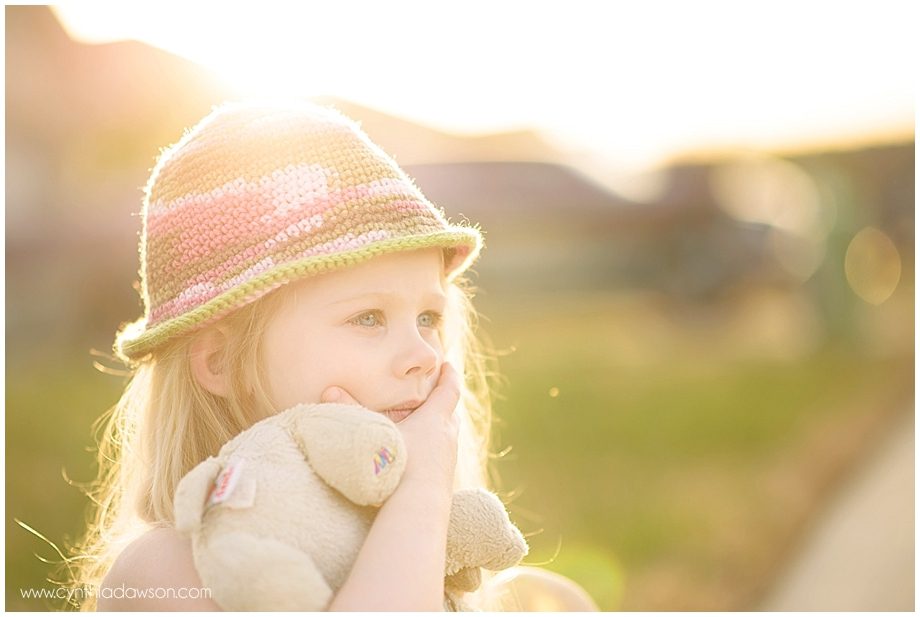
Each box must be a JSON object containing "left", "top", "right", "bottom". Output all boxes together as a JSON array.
[
  {"left": 206, "top": 458, "right": 255, "bottom": 509},
  {"left": 373, "top": 447, "right": 395, "bottom": 476}
]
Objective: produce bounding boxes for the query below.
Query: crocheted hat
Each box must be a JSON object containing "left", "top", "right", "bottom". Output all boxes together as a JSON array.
[{"left": 114, "top": 100, "right": 482, "bottom": 362}]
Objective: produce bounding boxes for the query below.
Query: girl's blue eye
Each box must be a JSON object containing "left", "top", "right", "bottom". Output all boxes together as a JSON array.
[
  {"left": 418, "top": 311, "right": 442, "bottom": 328},
  {"left": 351, "top": 311, "right": 382, "bottom": 327}
]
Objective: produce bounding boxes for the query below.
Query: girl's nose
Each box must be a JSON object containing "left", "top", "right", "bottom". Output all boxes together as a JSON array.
[{"left": 394, "top": 329, "right": 439, "bottom": 378}]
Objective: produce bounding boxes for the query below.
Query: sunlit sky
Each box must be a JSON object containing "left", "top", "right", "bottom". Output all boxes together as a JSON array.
[{"left": 53, "top": 1, "right": 914, "bottom": 171}]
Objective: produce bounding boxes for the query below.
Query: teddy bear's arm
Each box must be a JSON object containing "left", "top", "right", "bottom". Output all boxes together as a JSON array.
[
  {"left": 445, "top": 488, "right": 529, "bottom": 576},
  {"left": 286, "top": 403, "right": 408, "bottom": 506},
  {"left": 195, "top": 530, "right": 334, "bottom": 611}
]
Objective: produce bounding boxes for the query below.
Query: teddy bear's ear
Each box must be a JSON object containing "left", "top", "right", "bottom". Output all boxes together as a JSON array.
[
  {"left": 207, "top": 457, "right": 257, "bottom": 511},
  {"left": 174, "top": 457, "right": 223, "bottom": 534},
  {"left": 284, "top": 403, "right": 407, "bottom": 506}
]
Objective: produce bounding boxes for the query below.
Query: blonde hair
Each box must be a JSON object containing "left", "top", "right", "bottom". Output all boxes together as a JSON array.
[{"left": 66, "top": 272, "right": 496, "bottom": 610}]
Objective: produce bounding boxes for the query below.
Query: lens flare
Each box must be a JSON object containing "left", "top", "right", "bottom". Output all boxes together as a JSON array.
[
  {"left": 769, "top": 228, "right": 827, "bottom": 282},
  {"left": 845, "top": 227, "right": 901, "bottom": 305},
  {"left": 710, "top": 154, "right": 835, "bottom": 282},
  {"left": 710, "top": 154, "right": 825, "bottom": 237}
]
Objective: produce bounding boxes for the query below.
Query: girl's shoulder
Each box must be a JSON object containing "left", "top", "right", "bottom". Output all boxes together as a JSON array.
[
  {"left": 97, "top": 526, "right": 219, "bottom": 610},
  {"left": 480, "top": 566, "right": 599, "bottom": 611}
]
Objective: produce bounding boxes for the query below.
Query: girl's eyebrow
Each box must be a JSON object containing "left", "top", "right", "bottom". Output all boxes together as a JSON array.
[{"left": 324, "top": 290, "right": 447, "bottom": 307}]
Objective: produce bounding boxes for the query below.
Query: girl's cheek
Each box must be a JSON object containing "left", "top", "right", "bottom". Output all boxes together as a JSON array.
[{"left": 425, "top": 330, "right": 445, "bottom": 355}]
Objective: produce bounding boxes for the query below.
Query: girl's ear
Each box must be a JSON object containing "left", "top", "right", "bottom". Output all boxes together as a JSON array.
[{"left": 189, "top": 327, "right": 230, "bottom": 397}]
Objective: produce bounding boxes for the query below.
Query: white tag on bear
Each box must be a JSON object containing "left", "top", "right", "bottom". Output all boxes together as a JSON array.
[{"left": 206, "top": 458, "right": 256, "bottom": 510}]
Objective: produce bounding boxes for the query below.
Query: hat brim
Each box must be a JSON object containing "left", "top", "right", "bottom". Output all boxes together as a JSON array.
[{"left": 115, "top": 227, "right": 482, "bottom": 363}]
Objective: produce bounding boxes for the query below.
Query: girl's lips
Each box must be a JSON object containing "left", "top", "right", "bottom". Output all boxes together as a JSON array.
[
  {"left": 381, "top": 399, "right": 423, "bottom": 423},
  {"left": 382, "top": 408, "right": 415, "bottom": 423},
  {"left": 383, "top": 400, "right": 423, "bottom": 412}
]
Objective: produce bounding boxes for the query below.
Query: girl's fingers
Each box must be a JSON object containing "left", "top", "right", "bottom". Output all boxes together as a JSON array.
[
  {"left": 421, "top": 363, "right": 461, "bottom": 417},
  {"left": 320, "top": 364, "right": 459, "bottom": 417},
  {"left": 320, "top": 386, "right": 361, "bottom": 406}
]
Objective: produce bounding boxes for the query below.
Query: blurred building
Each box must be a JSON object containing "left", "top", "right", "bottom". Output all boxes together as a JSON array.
[{"left": 5, "top": 5, "right": 914, "bottom": 357}]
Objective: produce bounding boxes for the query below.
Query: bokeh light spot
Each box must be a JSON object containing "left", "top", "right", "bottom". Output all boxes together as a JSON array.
[
  {"left": 845, "top": 227, "right": 901, "bottom": 305},
  {"left": 769, "top": 228, "right": 827, "bottom": 282},
  {"left": 710, "top": 154, "right": 824, "bottom": 237},
  {"left": 548, "top": 387, "right": 560, "bottom": 398},
  {"left": 710, "top": 154, "right": 836, "bottom": 281}
]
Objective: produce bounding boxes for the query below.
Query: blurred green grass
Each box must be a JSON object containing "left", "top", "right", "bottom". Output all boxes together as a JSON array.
[
  {"left": 6, "top": 290, "right": 913, "bottom": 610},
  {"left": 477, "top": 290, "right": 912, "bottom": 610},
  {"left": 7, "top": 350, "right": 125, "bottom": 611}
]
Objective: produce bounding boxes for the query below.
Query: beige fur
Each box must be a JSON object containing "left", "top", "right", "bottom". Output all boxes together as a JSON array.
[{"left": 174, "top": 403, "right": 528, "bottom": 610}]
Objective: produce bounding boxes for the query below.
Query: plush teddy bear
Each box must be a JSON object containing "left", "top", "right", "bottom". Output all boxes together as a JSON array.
[{"left": 173, "top": 402, "right": 529, "bottom": 611}]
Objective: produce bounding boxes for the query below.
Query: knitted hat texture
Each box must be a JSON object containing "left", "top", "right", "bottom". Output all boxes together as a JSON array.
[{"left": 115, "top": 100, "right": 482, "bottom": 362}]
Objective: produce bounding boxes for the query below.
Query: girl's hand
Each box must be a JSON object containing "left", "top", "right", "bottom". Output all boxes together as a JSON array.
[
  {"left": 320, "top": 363, "right": 461, "bottom": 491},
  {"left": 321, "top": 365, "right": 460, "bottom": 610}
]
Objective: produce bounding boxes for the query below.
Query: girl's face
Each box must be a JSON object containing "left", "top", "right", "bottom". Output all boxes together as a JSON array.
[{"left": 261, "top": 248, "right": 447, "bottom": 421}]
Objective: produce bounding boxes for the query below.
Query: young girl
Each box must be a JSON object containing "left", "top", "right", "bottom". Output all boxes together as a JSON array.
[{"left": 72, "top": 100, "right": 596, "bottom": 611}]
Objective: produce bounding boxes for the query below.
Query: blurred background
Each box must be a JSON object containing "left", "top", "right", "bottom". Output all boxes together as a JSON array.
[{"left": 5, "top": 3, "right": 914, "bottom": 611}]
